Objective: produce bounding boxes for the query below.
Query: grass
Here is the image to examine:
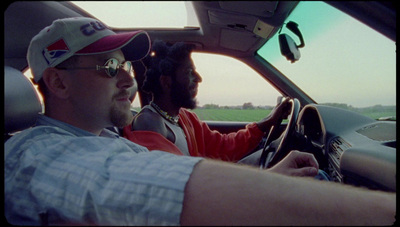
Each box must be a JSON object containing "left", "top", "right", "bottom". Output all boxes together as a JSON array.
[
  {"left": 192, "top": 108, "right": 272, "bottom": 122},
  {"left": 132, "top": 107, "right": 395, "bottom": 122},
  {"left": 191, "top": 108, "right": 396, "bottom": 122}
]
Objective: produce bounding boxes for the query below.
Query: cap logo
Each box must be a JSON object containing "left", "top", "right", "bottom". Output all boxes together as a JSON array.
[
  {"left": 42, "top": 38, "right": 70, "bottom": 65},
  {"left": 80, "top": 21, "right": 107, "bottom": 36}
]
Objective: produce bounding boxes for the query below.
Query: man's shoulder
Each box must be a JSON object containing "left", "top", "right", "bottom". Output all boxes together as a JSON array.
[
  {"left": 4, "top": 125, "right": 73, "bottom": 159},
  {"left": 5, "top": 124, "right": 149, "bottom": 157},
  {"left": 134, "top": 109, "right": 164, "bottom": 127},
  {"left": 6, "top": 125, "right": 73, "bottom": 143},
  {"left": 179, "top": 108, "right": 202, "bottom": 122}
]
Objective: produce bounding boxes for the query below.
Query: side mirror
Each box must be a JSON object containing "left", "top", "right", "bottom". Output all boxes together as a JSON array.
[{"left": 279, "top": 21, "right": 305, "bottom": 63}]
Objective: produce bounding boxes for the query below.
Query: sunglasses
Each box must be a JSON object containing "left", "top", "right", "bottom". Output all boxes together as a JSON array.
[{"left": 57, "top": 58, "right": 134, "bottom": 78}]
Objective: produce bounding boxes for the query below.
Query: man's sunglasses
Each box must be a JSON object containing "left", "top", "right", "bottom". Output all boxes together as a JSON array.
[{"left": 57, "top": 58, "right": 134, "bottom": 78}]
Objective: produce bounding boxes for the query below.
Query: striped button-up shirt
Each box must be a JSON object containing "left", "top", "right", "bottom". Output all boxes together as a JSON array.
[{"left": 5, "top": 114, "right": 202, "bottom": 225}]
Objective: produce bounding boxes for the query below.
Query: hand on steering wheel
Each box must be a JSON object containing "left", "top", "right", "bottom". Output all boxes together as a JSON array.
[
  {"left": 267, "top": 150, "right": 319, "bottom": 177},
  {"left": 259, "top": 98, "right": 300, "bottom": 168}
]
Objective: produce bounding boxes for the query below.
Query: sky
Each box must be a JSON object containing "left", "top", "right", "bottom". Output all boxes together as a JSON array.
[{"left": 65, "top": 1, "right": 396, "bottom": 108}]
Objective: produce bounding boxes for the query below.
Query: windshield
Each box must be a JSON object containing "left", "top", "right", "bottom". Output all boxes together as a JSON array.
[{"left": 257, "top": 2, "right": 396, "bottom": 120}]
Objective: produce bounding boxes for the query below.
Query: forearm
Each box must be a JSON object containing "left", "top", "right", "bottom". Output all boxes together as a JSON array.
[
  {"left": 201, "top": 123, "right": 264, "bottom": 161},
  {"left": 181, "top": 159, "right": 395, "bottom": 226},
  {"left": 256, "top": 114, "right": 273, "bottom": 132}
]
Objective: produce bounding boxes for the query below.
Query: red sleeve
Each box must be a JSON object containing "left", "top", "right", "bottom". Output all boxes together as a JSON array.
[
  {"left": 122, "top": 126, "right": 183, "bottom": 156},
  {"left": 179, "top": 109, "right": 264, "bottom": 162}
]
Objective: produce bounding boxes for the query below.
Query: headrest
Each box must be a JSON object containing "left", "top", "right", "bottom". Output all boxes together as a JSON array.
[{"left": 4, "top": 66, "right": 42, "bottom": 134}]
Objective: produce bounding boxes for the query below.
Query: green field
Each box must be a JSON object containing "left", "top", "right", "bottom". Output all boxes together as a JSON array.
[
  {"left": 132, "top": 106, "right": 395, "bottom": 122},
  {"left": 191, "top": 108, "right": 396, "bottom": 122},
  {"left": 192, "top": 108, "right": 272, "bottom": 122}
]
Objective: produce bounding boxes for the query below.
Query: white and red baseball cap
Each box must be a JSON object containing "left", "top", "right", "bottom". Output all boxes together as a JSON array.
[{"left": 27, "top": 17, "right": 151, "bottom": 82}]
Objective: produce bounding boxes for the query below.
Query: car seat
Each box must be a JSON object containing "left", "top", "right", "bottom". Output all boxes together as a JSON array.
[{"left": 4, "top": 66, "right": 42, "bottom": 140}]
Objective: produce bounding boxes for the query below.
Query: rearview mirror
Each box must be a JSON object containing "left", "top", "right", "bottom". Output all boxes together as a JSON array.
[
  {"left": 279, "top": 34, "right": 300, "bottom": 63},
  {"left": 279, "top": 21, "right": 305, "bottom": 63}
]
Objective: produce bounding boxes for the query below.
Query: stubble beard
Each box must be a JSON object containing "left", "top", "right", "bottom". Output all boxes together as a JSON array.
[{"left": 110, "top": 104, "right": 134, "bottom": 128}]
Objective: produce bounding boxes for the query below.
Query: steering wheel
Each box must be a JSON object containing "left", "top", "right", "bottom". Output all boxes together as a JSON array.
[{"left": 259, "top": 98, "right": 300, "bottom": 168}]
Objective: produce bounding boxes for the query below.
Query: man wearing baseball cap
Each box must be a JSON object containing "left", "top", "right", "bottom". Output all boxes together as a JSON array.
[
  {"left": 5, "top": 17, "right": 396, "bottom": 226},
  {"left": 5, "top": 17, "right": 204, "bottom": 225},
  {"left": 28, "top": 17, "right": 150, "bottom": 82},
  {"left": 27, "top": 17, "right": 151, "bottom": 132}
]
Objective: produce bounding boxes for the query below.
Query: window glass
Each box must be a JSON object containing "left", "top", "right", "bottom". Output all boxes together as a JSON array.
[
  {"left": 257, "top": 1, "right": 396, "bottom": 120},
  {"left": 191, "top": 53, "right": 281, "bottom": 108},
  {"left": 133, "top": 53, "right": 282, "bottom": 122}
]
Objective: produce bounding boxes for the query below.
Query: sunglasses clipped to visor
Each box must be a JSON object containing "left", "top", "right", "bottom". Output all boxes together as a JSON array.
[{"left": 57, "top": 58, "right": 134, "bottom": 78}]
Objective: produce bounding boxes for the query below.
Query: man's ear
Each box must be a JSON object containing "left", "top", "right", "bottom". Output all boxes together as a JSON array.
[
  {"left": 159, "top": 75, "right": 172, "bottom": 90},
  {"left": 41, "top": 68, "right": 70, "bottom": 99}
]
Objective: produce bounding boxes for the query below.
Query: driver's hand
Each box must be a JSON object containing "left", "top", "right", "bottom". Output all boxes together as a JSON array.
[
  {"left": 256, "top": 97, "right": 291, "bottom": 132},
  {"left": 267, "top": 150, "right": 319, "bottom": 177}
]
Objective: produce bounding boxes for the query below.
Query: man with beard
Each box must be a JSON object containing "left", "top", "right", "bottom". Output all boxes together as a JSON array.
[{"left": 123, "top": 40, "right": 291, "bottom": 163}]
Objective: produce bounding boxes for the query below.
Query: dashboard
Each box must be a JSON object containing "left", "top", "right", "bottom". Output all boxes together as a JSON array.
[{"left": 296, "top": 104, "right": 396, "bottom": 192}]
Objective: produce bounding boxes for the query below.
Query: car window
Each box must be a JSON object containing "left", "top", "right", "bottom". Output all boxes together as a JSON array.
[
  {"left": 131, "top": 53, "right": 282, "bottom": 122},
  {"left": 257, "top": 1, "right": 396, "bottom": 120},
  {"left": 193, "top": 53, "right": 282, "bottom": 122}
]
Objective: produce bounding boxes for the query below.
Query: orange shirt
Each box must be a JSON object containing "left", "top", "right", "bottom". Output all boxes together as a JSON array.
[{"left": 123, "top": 108, "right": 264, "bottom": 162}]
